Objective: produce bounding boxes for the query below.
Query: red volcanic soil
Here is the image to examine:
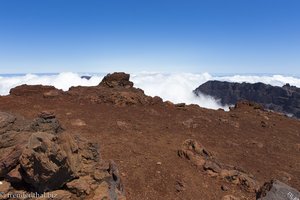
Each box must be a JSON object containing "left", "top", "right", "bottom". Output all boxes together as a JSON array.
[{"left": 0, "top": 73, "right": 299, "bottom": 200}]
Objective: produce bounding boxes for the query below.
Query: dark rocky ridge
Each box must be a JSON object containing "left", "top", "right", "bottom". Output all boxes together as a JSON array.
[{"left": 194, "top": 80, "right": 300, "bottom": 118}]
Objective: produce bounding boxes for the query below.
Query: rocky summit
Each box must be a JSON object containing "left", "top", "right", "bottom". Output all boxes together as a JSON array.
[
  {"left": 0, "top": 72, "right": 300, "bottom": 200},
  {"left": 194, "top": 80, "right": 300, "bottom": 118}
]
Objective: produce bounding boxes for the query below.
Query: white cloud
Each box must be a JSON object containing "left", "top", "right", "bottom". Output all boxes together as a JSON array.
[
  {"left": 0, "top": 72, "right": 104, "bottom": 95},
  {"left": 1, "top": 72, "right": 300, "bottom": 110}
]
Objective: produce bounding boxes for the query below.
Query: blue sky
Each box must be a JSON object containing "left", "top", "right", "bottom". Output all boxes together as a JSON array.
[{"left": 0, "top": 0, "right": 299, "bottom": 74}]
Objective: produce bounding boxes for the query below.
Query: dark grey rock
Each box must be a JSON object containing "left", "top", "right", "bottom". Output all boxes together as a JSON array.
[
  {"left": 194, "top": 81, "right": 300, "bottom": 118},
  {"left": 30, "top": 111, "right": 63, "bottom": 134},
  {"left": 256, "top": 180, "right": 300, "bottom": 200}
]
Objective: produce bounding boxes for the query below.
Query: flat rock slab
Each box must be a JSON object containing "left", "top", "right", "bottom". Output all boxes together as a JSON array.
[{"left": 257, "top": 180, "right": 300, "bottom": 200}]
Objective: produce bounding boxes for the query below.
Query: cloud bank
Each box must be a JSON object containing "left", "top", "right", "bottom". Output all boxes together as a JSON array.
[{"left": 1, "top": 72, "right": 300, "bottom": 110}]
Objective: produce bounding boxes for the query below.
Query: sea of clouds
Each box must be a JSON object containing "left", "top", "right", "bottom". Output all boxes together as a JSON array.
[{"left": 1, "top": 72, "right": 300, "bottom": 110}]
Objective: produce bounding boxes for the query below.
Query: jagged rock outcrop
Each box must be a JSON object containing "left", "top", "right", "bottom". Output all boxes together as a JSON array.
[
  {"left": 19, "top": 131, "right": 81, "bottom": 192},
  {"left": 178, "top": 139, "right": 259, "bottom": 192},
  {"left": 0, "top": 111, "right": 126, "bottom": 200},
  {"left": 256, "top": 180, "right": 300, "bottom": 200},
  {"left": 68, "top": 72, "right": 163, "bottom": 106},
  {"left": 30, "top": 111, "right": 63, "bottom": 134},
  {"left": 99, "top": 72, "right": 134, "bottom": 88},
  {"left": 194, "top": 81, "right": 300, "bottom": 118}
]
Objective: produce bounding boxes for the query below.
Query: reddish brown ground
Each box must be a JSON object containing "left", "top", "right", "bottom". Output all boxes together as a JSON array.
[{"left": 0, "top": 81, "right": 299, "bottom": 200}]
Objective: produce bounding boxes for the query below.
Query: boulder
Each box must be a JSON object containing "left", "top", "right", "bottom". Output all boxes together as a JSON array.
[
  {"left": 99, "top": 72, "right": 133, "bottom": 88},
  {"left": 0, "top": 147, "right": 23, "bottom": 178},
  {"left": 257, "top": 180, "right": 300, "bottom": 200},
  {"left": 0, "top": 112, "right": 16, "bottom": 130},
  {"left": 19, "top": 131, "right": 81, "bottom": 192},
  {"left": 30, "top": 111, "right": 63, "bottom": 133}
]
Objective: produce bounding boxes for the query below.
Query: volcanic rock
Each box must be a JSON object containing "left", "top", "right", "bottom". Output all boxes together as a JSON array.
[
  {"left": 30, "top": 111, "right": 63, "bottom": 133},
  {"left": 99, "top": 72, "right": 133, "bottom": 88},
  {"left": 68, "top": 72, "right": 156, "bottom": 107},
  {"left": 0, "top": 147, "right": 23, "bottom": 177},
  {"left": 10, "top": 85, "right": 58, "bottom": 97},
  {"left": 0, "top": 111, "right": 126, "bottom": 199},
  {"left": 0, "top": 112, "right": 16, "bottom": 130},
  {"left": 194, "top": 81, "right": 300, "bottom": 118},
  {"left": 178, "top": 139, "right": 259, "bottom": 192},
  {"left": 256, "top": 180, "right": 300, "bottom": 200},
  {"left": 2, "top": 72, "right": 300, "bottom": 200},
  {"left": 6, "top": 164, "right": 22, "bottom": 183},
  {"left": 19, "top": 131, "right": 81, "bottom": 192},
  {"left": 66, "top": 176, "right": 93, "bottom": 196}
]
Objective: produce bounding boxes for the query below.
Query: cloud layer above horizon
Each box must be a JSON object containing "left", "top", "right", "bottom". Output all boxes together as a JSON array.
[{"left": 1, "top": 72, "right": 300, "bottom": 110}]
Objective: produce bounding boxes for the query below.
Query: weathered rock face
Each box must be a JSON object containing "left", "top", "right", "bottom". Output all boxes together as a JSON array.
[
  {"left": 30, "top": 111, "right": 63, "bottom": 134},
  {"left": 257, "top": 180, "right": 300, "bottom": 200},
  {"left": 68, "top": 72, "right": 163, "bottom": 107},
  {"left": 19, "top": 131, "right": 81, "bottom": 192},
  {"left": 194, "top": 81, "right": 300, "bottom": 118},
  {"left": 0, "top": 111, "right": 126, "bottom": 200}
]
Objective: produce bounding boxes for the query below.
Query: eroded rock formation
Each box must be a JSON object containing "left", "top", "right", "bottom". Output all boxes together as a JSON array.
[
  {"left": 178, "top": 139, "right": 260, "bottom": 193},
  {"left": 0, "top": 111, "right": 125, "bottom": 200}
]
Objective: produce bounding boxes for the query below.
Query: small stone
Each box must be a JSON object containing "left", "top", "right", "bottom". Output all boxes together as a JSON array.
[
  {"left": 221, "top": 185, "right": 229, "bottom": 191},
  {"left": 261, "top": 121, "right": 268, "bottom": 128},
  {"left": 116, "top": 121, "right": 130, "bottom": 130},
  {"left": 175, "top": 180, "right": 185, "bottom": 192},
  {"left": 156, "top": 162, "right": 162, "bottom": 165},
  {"left": 264, "top": 116, "right": 270, "bottom": 120},
  {"left": 121, "top": 173, "right": 126, "bottom": 177},
  {"left": 38, "top": 111, "right": 56, "bottom": 119},
  {"left": 157, "top": 171, "right": 161, "bottom": 174}
]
